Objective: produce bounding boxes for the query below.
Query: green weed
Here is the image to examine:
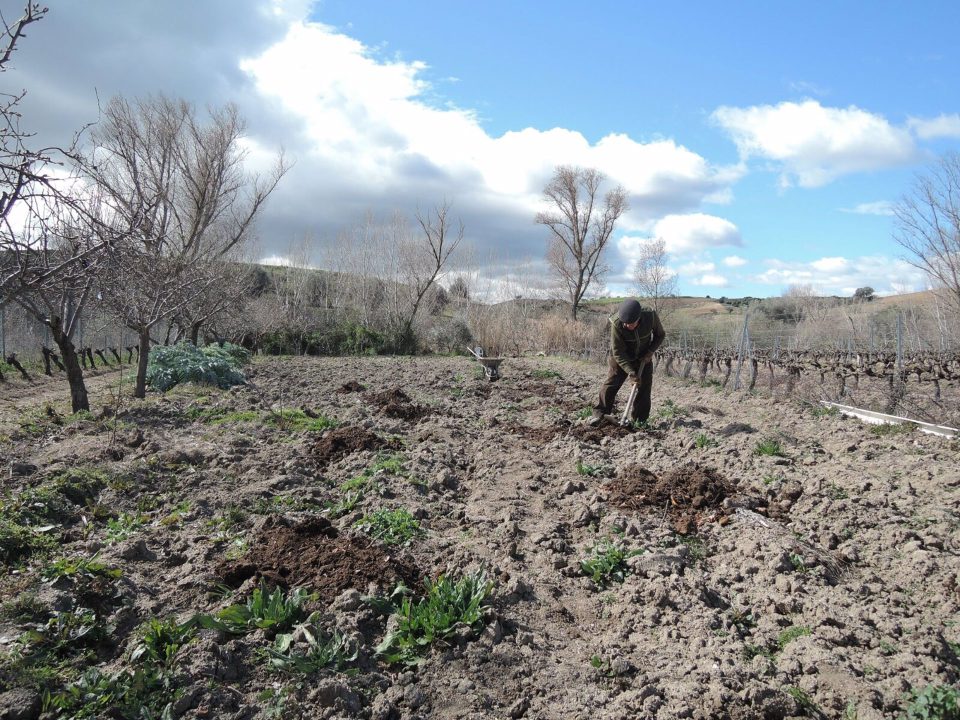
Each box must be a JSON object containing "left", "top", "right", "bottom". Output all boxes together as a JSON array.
[
  {"left": 531, "top": 369, "right": 561, "bottom": 379},
  {"left": 825, "top": 482, "right": 849, "bottom": 500},
  {"left": 901, "top": 684, "right": 960, "bottom": 720},
  {"left": 105, "top": 513, "right": 145, "bottom": 543},
  {"left": 870, "top": 422, "right": 916, "bottom": 438},
  {"left": 777, "top": 625, "right": 812, "bottom": 650},
  {"left": 656, "top": 399, "right": 687, "bottom": 419},
  {"left": 194, "top": 585, "right": 314, "bottom": 635},
  {"left": 786, "top": 686, "right": 821, "bottom": 716},
  {"left": 41, "top": 554, "right": 122, "bottom": 583},
  {"left": 261, "top": 613, "right": 357, "bottom": 675},
  {"left": 576, "top": 407, "right": 593, "bottom": 420},
  {"left": 789, "top": 553, "right": 809, "bottom": 574},
  {"left": 694, "top": 433, "right": 717, "bottom": 449},
  {"left": 576, "top": 460, "right": 607, "bottom": 477},
  {"left": 812, "top": 404, "right": 839, "bottom": 418},
  {"left": 754, "top": 438, "right": 786, "bottom": 457},
  {"left": 374, "top": 571, "right": 493, "bottom": 665},
  {"left": 580, "top": 538, "right": 643, "bottom": 586},
  {"left": 129, "top": 617, "right": 197, "bottom": 668},
  {"left": 353, "top": 508, "right": 423, "bottom": 546}
]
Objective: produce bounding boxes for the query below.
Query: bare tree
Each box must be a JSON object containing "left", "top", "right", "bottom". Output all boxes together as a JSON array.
[
  {"left": 536, "top": 165, "right": 627, "bottom": 321},
  {"left": 78, "top": 94, "right": 286, "bottom": 397},
  {"left": 382, "top": 202, "right": 463, "bottom": 352},
  {"left": 894, "top": 152, "right": 960, "bottom": 313},
  {"left": 12, "top": 203, "right": 104, "bottom": 411},
  {"left": 0, "top": 4, "right": 107, "bottom": 308},
  {"left": 633, "top": 237, "right": 678, "bottom": 318}
]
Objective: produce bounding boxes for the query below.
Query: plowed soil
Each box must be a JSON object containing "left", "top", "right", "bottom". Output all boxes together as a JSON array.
[{"left": 0, "top": 354, "right": 957, "bottom": 720}]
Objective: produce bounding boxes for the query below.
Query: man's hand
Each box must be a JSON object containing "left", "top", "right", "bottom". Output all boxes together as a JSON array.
[
  {"left": 640, "top": 351, "right": 654, "bottom": 365},
  {"left": 627, "top": 371, "right": 639, "bottom": 384}
]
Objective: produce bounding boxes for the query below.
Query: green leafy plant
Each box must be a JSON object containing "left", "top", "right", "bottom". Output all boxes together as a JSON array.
[
  {"left": 754, "top": 437, "right": 786, "bottom": 457},
  {"left": 579, "top": 538, "right": 643, "bottom": 586},
  {"left": 789, "top": 552, "right": 808, "bottom": 574},
  {"left": 41, "top": 554, "right": 122, "bottom": 583},
  {"left": 261, "top": 613, "right": 357, "bottom": 674},
  {"left": 901, "top": 685, "right": 960, "bottom": 720},
  {"left": 870, "top": 422, "right": 916, "bottom": 438},
  {"left": 194, "top": 585, "right": 314, "bottom": 635},
  {"left": 825, "top": 482, "right": 849, "bottom": 500},
  {"left": 146, "top": 342, "right": 249, "bottom": 392},
  {"left": 576, "top": 460, "right": 607, "bottom": 477},
  {"left": 786, "top": 686, "right": 821, "bottom": 716},
  {"left": 812, "top": 404, "right": 839, "bottom": 418},
  {"left": 694, "top": 433, "right": 717, "bottom": 449},
  {"left": 106, "top": 513, "right": 145, "bottom": 543},
  {"left": 374, "top": 571, "right": 493, "bottom": 665},
  {"left": 777, "top": 625, "right": 811, "bottom": 650},
  {"left": 130, "top": 617, "right": 197, "bottom": 668},
  {"left": 576, "top": 407, "right": 593, "bottom": 420},
  {"left": 656, "top": 399, "right": 687, "bottom": 419},
  {"left": 531, "top": 369, "right": 561, "bottom": 379},
  {"left": 353, "top": 508, "right": 423, "bottom": 546}
]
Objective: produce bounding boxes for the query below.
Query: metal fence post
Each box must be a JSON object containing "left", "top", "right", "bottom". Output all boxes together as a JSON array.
[
  {"left": 0, "top": 305, "right": 5, "bottom": 358},
  {"left": 896, "top": 312, "right": 903, "bottom": 373}
]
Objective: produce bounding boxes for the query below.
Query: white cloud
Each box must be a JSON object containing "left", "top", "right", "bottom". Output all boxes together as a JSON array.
[
  {"left": 679, "top": 260, "right": 715, "bottom": 275},
  {"left": 691, "top": 273, "right": 729, "bottom": 287},
  {"left": 840, "top": 201, "right": 895, "bottom": 216},
  {"left": 752, "top": 256, "right": 927, "bottom": 296},
  {"left": 908, "top": 114, "right": 960, "bottom": 140},
  {"left": 723, "top": 255, "right": 748, "bottom": 267},
  {"left": 649, "top": 213, "right": 742, "bottom": 254},
  {"left": 811, "top": 256, "right": 849, "bottom": 273},
  {"left": 712, "top": 100, "right": 916, "bottom": 187},
  {"left": 237, "top": 19, "right": 739, "bottom": 262}
]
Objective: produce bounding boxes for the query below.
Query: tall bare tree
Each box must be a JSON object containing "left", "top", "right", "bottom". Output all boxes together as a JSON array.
[
  {"left": 79, "top": 94, "right": 286, "bottom": 397},
  {"left": 633, "top": 237, "right": 678, "bottom": 318},
  {"left": 382, "top": 202, "right": 464, "bottom": 352},
  {"left": 893, "top": 152, "right": 960, "bottom": 313},
  {"left": 0, "top": 4, "right": 106, "bottom": 309},
  {"left": 13, "top": 208, "right": 104, "bottom": 411},
  {"left": 536, "top": 165, "right": 627, "bottom": 321}
]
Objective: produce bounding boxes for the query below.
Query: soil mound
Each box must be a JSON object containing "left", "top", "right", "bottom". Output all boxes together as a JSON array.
[
  {"left": 336, "top": 380, "right": 366, "bottom": 394},
  {"left": 365, "top": 387, "right": 431, "bottom": 420},
  {"left": 607, "top": 462, "right": 736, "bottom": 534},
  {"left": 569, "top": 423, "right": 634, "bottom": 443},
  {"left": 310, "top": 425, "right": 387, "bottom": 467},
  {"left": 215, "top": 516, "right": 420, "bottom": 602}
]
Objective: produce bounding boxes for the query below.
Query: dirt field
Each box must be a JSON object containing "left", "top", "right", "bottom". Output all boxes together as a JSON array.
[{"left": 0, "top": 355, "right": 958, "bottom": 719}]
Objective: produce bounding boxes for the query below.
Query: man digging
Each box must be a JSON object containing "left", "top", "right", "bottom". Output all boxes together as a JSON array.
[{"left": 590, "top": 298, "right": 666, "bottom": 426}]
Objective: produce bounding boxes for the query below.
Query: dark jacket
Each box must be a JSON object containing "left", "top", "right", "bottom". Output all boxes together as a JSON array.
[{"left": 609, "top": 309, "right": 665, "bottom": 374}]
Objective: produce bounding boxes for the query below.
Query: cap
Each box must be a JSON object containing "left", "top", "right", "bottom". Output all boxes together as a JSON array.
[{"left": 618, "top": 298, "right": 643, "bottom": 324}]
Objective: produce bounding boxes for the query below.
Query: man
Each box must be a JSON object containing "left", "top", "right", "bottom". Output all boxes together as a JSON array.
[{"left": 591, "top": 298, "right": 665, "bottom": 425}]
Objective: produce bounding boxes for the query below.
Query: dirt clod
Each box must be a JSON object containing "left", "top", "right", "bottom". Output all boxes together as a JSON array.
[
  {"left": 365, "top": 387, "right": 431, "bottom": 421},
  {"left": 215, "top": 516, "right": 419, "bottom": 602},
  {"left": 607, "top": 462, "right": 736, "bottom": 533},
  {"left": 336, "top": 380, "right": 366, "bottom": 394},
  {"left": 310, "top": 425, "right": 387, "bottom": 467}
]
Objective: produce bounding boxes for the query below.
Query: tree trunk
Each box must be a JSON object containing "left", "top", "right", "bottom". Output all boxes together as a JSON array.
[
  {"left": 190, "top": 321, "right": 202, "bottom": 345},
  {"left": 50, "top": 323, "right": 90, "bottom": 413},
  {"left": 135, "top": 328, "right": 150, "bottom": 399}
]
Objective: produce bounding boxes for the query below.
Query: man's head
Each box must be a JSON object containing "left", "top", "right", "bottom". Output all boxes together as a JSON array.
[{"left": 618, "top": 298, "right": 643, "bottom": 328}]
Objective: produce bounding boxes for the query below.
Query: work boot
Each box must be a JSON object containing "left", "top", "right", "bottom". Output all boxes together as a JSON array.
[{"left": 587, "top": 409, "right": 603, "bottom": 427}]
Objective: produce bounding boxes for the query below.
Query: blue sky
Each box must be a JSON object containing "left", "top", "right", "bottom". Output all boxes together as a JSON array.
[{"left": 11, "top": 0, "right": 960, "bottom": 299}]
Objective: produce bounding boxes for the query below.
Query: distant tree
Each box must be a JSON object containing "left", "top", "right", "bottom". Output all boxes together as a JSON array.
[
  {"left": 853, "top": 286, "right": 875, "bottom": 302},
  {"left": 449, "top": 274, "right": 471, "bottom": 301},
  {"left": 893, "top": 152, "right": 960, "bottom": 312},
  {"left": 536, "top": 165, "right": 627, "bottom": 321},
  {"left": 632, "top": 237, "right": 678, "bottom": 318}
]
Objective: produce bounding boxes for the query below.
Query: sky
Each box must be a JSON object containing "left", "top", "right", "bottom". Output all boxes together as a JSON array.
[{"left": 7, "top": 0, "right": 960, "bottom": 299}]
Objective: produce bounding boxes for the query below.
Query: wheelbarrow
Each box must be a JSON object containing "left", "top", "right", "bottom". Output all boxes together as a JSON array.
[{"left": 466, "top": 346, "right": 504, "bottom": 381}]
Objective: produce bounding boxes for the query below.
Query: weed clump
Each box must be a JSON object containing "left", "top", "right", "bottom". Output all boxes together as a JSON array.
[
  {"left": 373, "top": 571, "right": 492, "bottom": 665},
  {"left": 579, "top": 538, "right": 643, "bottom": 586},
  {"left": 146, "top": 342, "right": 249, "bottom": 392},
  {"left": 900, "top": 684, "right": 960, "bottom": 720},
  {"left": 353, "top": 508, "right": 423, "bottom": 546}
]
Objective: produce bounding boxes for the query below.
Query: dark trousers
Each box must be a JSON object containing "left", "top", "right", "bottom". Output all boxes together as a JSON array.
[{"left": 595, "top": 355, "right": 654, "bottom": 422}]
